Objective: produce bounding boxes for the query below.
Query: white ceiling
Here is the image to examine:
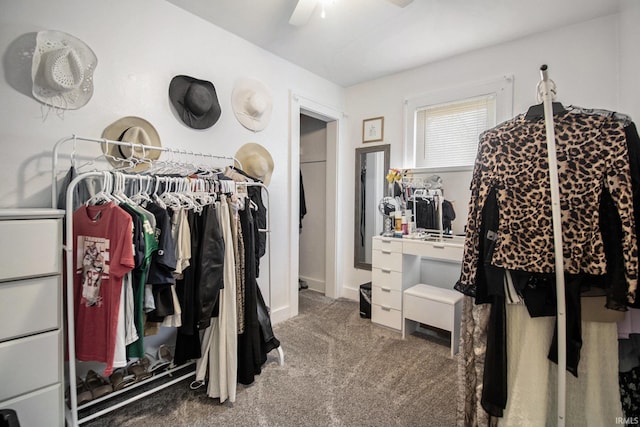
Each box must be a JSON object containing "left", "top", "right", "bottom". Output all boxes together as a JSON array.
[{"left": 167, "top": 0, "right": 620, "bottom": 87}]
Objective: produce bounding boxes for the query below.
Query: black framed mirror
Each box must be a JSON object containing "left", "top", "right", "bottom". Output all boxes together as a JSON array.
[{"left": 354, "top": 144, "right": 390, "bottom": 270}]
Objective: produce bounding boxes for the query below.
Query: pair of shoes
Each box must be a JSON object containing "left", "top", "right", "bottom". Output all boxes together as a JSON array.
[
  {"left": 78, "top": 370, "right": 113, "bottom": 405},
  {"left": 109, "top": 368, "right": 136, "bottom": 391},
  {"left": 127, "top": 358, "right": 153, "bottom": 383},
  {"left": 77, "top": 384, "right": 91, "bottom": 406},
  {"left": 298, "top": 279, "right": 308, "bottom": 291},
  {"left": 145, "top": 345, "right": 173, "bottom": 374}
]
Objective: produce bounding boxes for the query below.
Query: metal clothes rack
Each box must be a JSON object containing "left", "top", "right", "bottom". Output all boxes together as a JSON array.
[
  {"left": 538, "top": 65, "right": 567, "bottom": 427},
  {"left": 402, "top": 175, "right": 445, "bottom": 239},
  {"left": 51, "top": 136, "right": 282, "bottom": 426}
]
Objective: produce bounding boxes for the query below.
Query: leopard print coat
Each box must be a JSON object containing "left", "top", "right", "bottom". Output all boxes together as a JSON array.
[{"left": 455, "top": 111, "right": 638, "bottom": 304}]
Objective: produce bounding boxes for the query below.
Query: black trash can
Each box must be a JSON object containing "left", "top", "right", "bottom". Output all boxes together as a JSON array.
[
  {"left": 359, "top": 282, "right": 372, "bottom": 319},
  {"left": 0, "top": 409, "right": 20, "bottom": 427}
]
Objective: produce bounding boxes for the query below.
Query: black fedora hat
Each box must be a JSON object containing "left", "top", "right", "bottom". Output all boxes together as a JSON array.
[{"left": 169, "top": 75, "right": 221, "bottom": 130}]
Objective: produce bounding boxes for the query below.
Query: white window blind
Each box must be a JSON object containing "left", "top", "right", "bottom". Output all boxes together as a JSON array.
[{"left": 415, "top": 94, "right": 497, "bottom": 169}]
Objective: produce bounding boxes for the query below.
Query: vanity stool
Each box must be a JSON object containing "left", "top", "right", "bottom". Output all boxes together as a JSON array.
[{"left": 402, "top": 283, "right": 463, "bottom": 357}]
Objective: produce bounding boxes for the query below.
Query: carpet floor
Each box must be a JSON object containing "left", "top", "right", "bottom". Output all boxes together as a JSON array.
[{"left": 84, "top": 290, "right": 457, "bottom": 426}]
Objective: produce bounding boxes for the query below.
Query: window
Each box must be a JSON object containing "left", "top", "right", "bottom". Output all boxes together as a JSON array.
[{"left": 404, "top": 76, "right": 513, "bottom": 170}]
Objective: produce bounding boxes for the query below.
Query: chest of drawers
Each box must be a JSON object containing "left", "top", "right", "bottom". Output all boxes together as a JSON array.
[{"left": 0, "top": 209, "right": 64, "bottom": 427}]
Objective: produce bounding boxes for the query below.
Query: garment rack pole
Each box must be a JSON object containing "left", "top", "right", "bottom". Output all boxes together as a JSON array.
[
  {"left": 539, "top": 64, "right": 567, "bottom": 427},
  {"left": 51, "top": 135, "right": 242, "bottom": 208}
]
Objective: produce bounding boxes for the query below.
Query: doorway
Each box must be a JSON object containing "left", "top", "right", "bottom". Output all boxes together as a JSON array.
[
  {"left": 299, "top": 114, "right": 327, "bottom": 295},
  {"left": 288, "top": 93, "right": 342, "bottom": 319}
]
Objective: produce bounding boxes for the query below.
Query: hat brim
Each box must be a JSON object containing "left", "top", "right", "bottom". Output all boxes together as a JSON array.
[
  {"left": 234, "top": 142, "right": 274, "bottom": 186},
  {"left": 169, "top": 75, "right": 221, "bottom": 130},
  {"left": 231, "top": 78, "right": 273, "bottom": 132},
  {"left": 31, "top": 30, "right": 97, "bottom": 110},
  {"left": 101, "top": 116, "right": 162, "bottom": 173}
]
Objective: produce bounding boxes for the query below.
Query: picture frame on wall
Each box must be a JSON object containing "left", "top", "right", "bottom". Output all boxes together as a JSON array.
[{"left": 362, "top": 116, "right": 384, "bottom": 143}]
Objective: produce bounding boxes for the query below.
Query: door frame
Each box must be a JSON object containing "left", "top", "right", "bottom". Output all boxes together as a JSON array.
[{"left": 288, "top": 92, "right": 343, "bottom": 317}]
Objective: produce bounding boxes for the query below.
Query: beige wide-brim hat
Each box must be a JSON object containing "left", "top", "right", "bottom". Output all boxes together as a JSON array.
[
  {"left": 234, "top": 143, "right": 274, "bottom": 186},
  {"left": 31, "top": 30, "right": 97, "bottom": 110},
  {"left": 231, "top": 78, "right": 273, "bottom": 132},
  {"left": 101, "top": 116, "right": 162, "bottom": 173}
]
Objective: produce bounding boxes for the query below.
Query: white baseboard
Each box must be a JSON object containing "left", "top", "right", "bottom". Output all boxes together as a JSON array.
[
  {"left": 271, "top": 305, "right": 290, "bottom": 325},
  {"left": 299, "top": 275, "right": 325, "bottom": 293},
  {"left": 341, "top": 285, "right": 359, "bottom": 301}
]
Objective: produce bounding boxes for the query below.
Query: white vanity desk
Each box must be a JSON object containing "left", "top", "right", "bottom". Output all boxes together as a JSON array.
[{"left": 371, "top": 235, "right": 464, "bottom": 354}]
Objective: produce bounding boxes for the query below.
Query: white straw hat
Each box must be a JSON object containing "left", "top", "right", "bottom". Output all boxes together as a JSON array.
[
  {"left": 31, "top": 30, "right": 97, "bottom": 110},
  {"left": 234, "top": 143, "right": 274, "bottom": 186},
  {"left": 231, "top": 78, "right": 273, "bottom": 132}
]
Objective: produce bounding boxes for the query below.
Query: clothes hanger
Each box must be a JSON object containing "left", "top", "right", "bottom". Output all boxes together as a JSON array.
[
  {"left": 152, "top": 176, "right": 167, "bottom": 209},
  {"left": 86, "top": 171, "right": 116, "bottom": 206},
  {"left": 525, "top": 76, "right": 566, "bottom": 120},
  {"left": 130, "top": 175, "right": 154, "bottom": 206}
]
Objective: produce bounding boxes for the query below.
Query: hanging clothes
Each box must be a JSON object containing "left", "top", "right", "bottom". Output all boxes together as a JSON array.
[
  {"left": 174, "top": 203, "right": 225, "bottom": 364},
  {"left": 72, "top": 202, "right": 135, "bottom": 376},
  {"left": 125, "top": 202, "right": 158, "bottom": 359},
  {"left": 237, "top": 204, "right": 266, "bottom": 385},
  {"left": 300, "top": 170, "right": 307, "bottom": 230},
  {"left": 456, "top": 108, "right": 639, "bottom": 424},
  {"left": 193, "top": 195, "right": 238, "bottom": 403},
  {"left": 456, "top": 110, "right": 638, "bottom": 301}
]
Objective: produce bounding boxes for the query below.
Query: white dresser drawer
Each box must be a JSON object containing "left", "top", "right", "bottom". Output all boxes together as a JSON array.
[
  {"left": 372, "top": 237, "right": 403, "bottom": 253},
  {"left": 0, "top": 330, "right": 60, "bottom": 401},
  {"left": 372, "top": 249, "right": 403, "bottom": 272},
  {"left": 0, "top": 383, "right": 63, "bottom": 427},
  {"left": 372, "top": 267, "right": 402, "bottom": 291},
  {"left": 0, "top": 219, "right": 61, "bottom": 281},
  {"left": 0, "top": 276, "right": 60, "bottom": 342},
  {"left": 402, "top": 239, "right": 463, "bottom": 262},
  {"left": 372, "top": 304, "right": 402, "bottom": 330},
  {"left": 372, "top": 285, "right": 402, "bottom": 310}
]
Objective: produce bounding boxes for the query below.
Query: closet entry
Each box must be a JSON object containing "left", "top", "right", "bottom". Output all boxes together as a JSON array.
[{"left": 299, "top": 113, "right": 328, "bottom": 297}]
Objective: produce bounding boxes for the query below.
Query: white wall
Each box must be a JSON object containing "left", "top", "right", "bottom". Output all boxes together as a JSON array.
[
  {"left": 619, "top": 0, "right": 640, "bottom": 121},
  {"left": 299, "top": 114, "right": 327, "bottom": 293},
  {"left": 342, "top": 14, "right": 625, "bottom": 299},
  {"left": 3, "top": 0, "right": 638, "bottom": 311},
  {"left": 0, "top": 0, "right": 345, "bottom": 322}
]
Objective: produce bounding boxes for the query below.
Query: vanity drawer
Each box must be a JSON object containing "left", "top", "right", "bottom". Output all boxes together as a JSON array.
[
  {"left": 0, "top": 384, "right": 63, "bottom": 427},
  {"left": 372, "top": 304, "right": 402, "bottom": 330},
  {"left": 372, "top": 249, "right": 402, "bottom": 272},
  {"left": 372, "top": 268, "right": 402, "bottom": 292},
  {"left": 372, "top": 237, "right": 403, "bottom": 253},
  {"left": 372, "top": 285, "right": 402, "bottom": 310},
  {"left": 402, "top": 240, "right": 463, "bottom": 262},
  {"left": 0, "top": 330, "right": 60, "bottom": 402},
  {"left": 0, "top": 219, "right": 61, "bottom": 281},
  {"left": 0, "top": 276, "right": 60, "bottom": 342}
]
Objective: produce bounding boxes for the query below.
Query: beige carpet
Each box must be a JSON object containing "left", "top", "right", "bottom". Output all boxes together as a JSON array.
[{"left": 84, "top": 291, "right": 457, "bottom": 426}]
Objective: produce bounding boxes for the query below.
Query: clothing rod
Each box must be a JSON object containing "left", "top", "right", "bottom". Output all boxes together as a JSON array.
[
  {"left": 51, "top": 135, "right": 242, "bottom": 208},
  {"left": 539, "top": 64, "right": 567, "bottom": 427},
  {"left": 300, "top": 160, "right": 326, "bottom": 165}
]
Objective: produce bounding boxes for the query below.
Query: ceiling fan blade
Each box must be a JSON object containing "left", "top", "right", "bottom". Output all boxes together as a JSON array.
[
  {"left": 386, "top": 0, "right": 414, "bottom": 7},
  {"left": 289, "top": 0, "right": 319, "bottom": 26}
]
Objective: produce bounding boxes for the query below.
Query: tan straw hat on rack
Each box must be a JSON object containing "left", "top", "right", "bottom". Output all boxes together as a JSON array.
[
  {"left": 101, "top": 116, "right": 162, "bottom": 173},
  {"left": 31, "top": 30, "right": 97, "bottom": 110},
  {"left": 234, "top": 143, "right": 274, "bottom": 186}
]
